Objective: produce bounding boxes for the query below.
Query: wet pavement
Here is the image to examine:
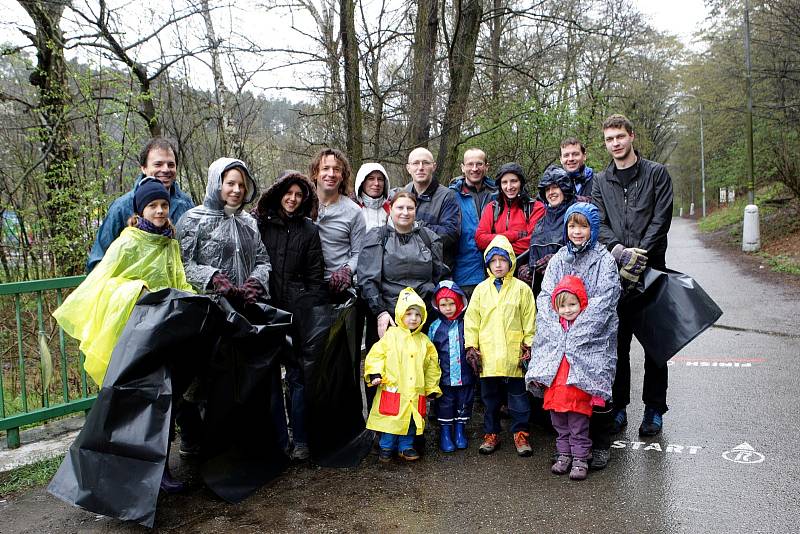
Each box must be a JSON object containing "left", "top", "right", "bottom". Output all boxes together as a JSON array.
[{"left": 1, "top": 217, "right": 799, "bottom": 533}]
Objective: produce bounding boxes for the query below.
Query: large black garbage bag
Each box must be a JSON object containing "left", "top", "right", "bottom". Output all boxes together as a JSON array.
[
  {"left": 199, "top": 297, "right": 292, "bottom": 503},
  {"left": 47, "top": 289, "right": 221, "bottom": 528},
  {"left": 624, "top": 267, "right": 723, "bottom": 366},
  {"left": 300, "top": 294, "right": 373, "bottom": 468}
]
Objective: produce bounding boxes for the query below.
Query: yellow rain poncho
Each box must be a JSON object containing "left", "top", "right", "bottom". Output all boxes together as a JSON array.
[
  {"left": 54, "top": 226, "right": 194, "bottom": 385},
  {"left": 364, "top": 287, "right": 442, "bottom": 436},
  {"left": 464, "top": 235, "right": 536, "bottom": 378}
]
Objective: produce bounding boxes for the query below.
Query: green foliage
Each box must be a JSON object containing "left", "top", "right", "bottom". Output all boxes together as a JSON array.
[{"left": 0, "top": 455, "right": 63, "bottom": 496}]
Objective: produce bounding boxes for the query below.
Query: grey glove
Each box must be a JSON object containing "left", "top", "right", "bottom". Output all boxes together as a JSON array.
[{"left": 611, "top": 244, "right": 648, "bottom": 282}]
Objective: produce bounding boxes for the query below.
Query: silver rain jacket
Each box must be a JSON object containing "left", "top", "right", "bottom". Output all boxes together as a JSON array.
[{"left": 176, "top": 158, "right": 271, "bottom": 293}]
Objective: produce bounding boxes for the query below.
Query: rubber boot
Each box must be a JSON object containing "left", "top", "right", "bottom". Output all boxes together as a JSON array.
[
  {"left": 439, "top": 424, "right": 456, "bottom": 453},
  {"left": 454, "top": 422, "right": 468, "bottom": 449}
]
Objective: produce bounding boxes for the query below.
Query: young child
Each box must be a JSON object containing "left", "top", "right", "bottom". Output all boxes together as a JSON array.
[
  {"left": 464, "top": 235, "right": 536, "bottom": 457},
  {"left": 53, "top": 177, "right": 194, "bottom": 493},
  {"left": 428, "top": 280, "right": 474, "bottom": 452},
  {"left": 365, "top": 287, "right": 442, "bottom": 462},
  {"left": 526, "top": 202, "right": 620, "bottom": 476}
]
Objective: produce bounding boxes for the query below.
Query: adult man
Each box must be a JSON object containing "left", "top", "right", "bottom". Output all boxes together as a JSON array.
[
  {"left": 593, "top": 114, "right": 674, "bottom": 442},
  {"left": 560, "top": 137, "right": 594, "bottom": 200},
  {"left": 403, "top": 147, "right": 461, "bottom": 269},
  {"left": 310, "top": 148, "right": 366, "bottom": 298},
  {"left": 449, "top": 148, "right": 497, "bottom": 297},
  {"left": 86, "top": 138, "right": 194, "bottom": 272}
]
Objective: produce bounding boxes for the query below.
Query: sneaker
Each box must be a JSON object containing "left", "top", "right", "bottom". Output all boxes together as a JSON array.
[
  {"left": 378, "top": 448, "right": 393, "bottom": 463},
  {"left": 639, "top": 407, "right": 663, "bottom": 436},
  {"left": 513, "top": 431, "right": 533, "bottom": 457},
  {"left": 551, "top": 454, "right": 572, "bottom": 475},
  {"left": 569, "top": 458, "right": 589, "bottom": 481},
  {"left": 589, "top": 448, "right": 610, "bottom": 470},
  {"left": 611, "top": 408, "right": 628, "bottom": 434},
  {"left": 398, "top": 448, "right": 420, "bottom": 461},
  {"left": 291, "top": 443, "right": 311, "bottom": 461},
  {"left": 478, "top": 433, "right": 500, "bottom": 455}
]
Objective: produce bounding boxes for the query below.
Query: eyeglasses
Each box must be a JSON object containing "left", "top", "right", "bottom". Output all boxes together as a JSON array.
[
  {"left": 463, "top": 162, "right": 485, "bottom": 168},
  {"left": 408, "top": 160, "right": 434, "bottom": 168}
]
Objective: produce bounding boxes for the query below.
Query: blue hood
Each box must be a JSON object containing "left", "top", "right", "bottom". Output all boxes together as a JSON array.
[{"left": 563, "top": 202, "right": 600, "bottom": 255}]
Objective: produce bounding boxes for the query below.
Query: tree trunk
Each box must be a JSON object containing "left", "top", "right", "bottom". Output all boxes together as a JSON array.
[
  {"left": 435, "top": 0, "right": 482, "bottom": 182},
  {"left": 406, "top": 0, "right": 439, "bottom": 148},
  {"left": 18, "top": 0, "right": 83, "bottom": 275},
  {"left": 489, "top": 0, "right": 503, "bottom": 102},
  {"left": 340, "top": 0, "right": 363, "bottom": 165}
]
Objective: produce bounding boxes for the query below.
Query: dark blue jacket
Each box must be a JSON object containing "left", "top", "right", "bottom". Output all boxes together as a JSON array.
[
  {"left": 87, "top": 174, "right": 194, "bottom": 272},
  {"left": 402, "top": 180, "right": 461, "bottom": 269},
  {"left": 428, "top": 281, "right": 474, "bottom": 387},
  {"left": 448, "top": 176, "right": 497, "bottom": 287}
]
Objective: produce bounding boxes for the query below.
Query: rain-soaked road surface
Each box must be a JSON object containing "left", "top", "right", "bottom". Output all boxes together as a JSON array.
[{"left": 2, "top": 217, "right": 799, "bottom": 533}]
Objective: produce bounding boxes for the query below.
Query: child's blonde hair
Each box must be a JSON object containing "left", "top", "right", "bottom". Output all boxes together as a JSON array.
[
  {"left": 554, "top": 290, "right": 578, "bottom": 309},
  {"left": 566, "top": 211, "right": 589, "bottom": 226},
  {"left": 127, "top": 214, "right": 176, "bottom": 238}
]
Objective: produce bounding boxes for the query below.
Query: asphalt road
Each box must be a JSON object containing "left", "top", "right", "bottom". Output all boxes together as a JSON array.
[{"left": 1, "top": 217, "right": 799, "bottom": 533}]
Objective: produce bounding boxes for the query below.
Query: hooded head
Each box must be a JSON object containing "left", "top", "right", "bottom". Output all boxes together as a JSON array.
[
  {"left": 432, "top": 280, "right": 468, "bottom": 320},
  {"left": 494, "top": 162, "right": 528, "bottom": 208},
  {"left": 537, "top": 165, "right": 575, "bottom": 207},
  {"left": 551, "top": 274, "right": 589, "bottom": 311},
  {"left": 254, "top": 171, "right": 319, "bottom": 221},
  {"left": 355, "top": 163, "right": 390, "bottom": 200},
  {"left": 204, "top": 157, "right": 258, "bottom": 211},
  {"left": 563, "top": 202, "right": 600, "bottom": 261},
  {"left": 394, "top": 287, "right": 428, "bottom": 334},
  {"left": 483, "top": 234, "right": 516, "bottom": 280}
]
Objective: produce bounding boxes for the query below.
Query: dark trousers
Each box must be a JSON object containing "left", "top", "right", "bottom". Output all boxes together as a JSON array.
[
  {"left": 436, "top": 384, "right": 475, "bottom": 424},
  {"left": 612, "top": 304, "right": 669, "bottom": 415},
  {"left": 589, "top": 404, "right": 613, "bottom": 450},
  {"left": 551, "top": 411, "right": 591, "bottom": 460},
  {"left": 285, "top": 362, "right": 307, "bottom": 445},
  {"left": 481, "top": 377, "right": 529, "bottom": 434}
]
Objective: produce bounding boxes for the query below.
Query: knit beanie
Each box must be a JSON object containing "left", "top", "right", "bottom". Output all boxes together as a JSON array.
[{"left": 134, "top": 177, "right": 170, "bottom": 215}]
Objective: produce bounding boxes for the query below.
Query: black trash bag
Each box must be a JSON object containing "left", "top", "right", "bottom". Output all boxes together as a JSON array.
[
  {"left": 199, "top": 297, "right": 292, "bottom": 503},
  {"left": 47, "top": 289, "right": 221, "bottom": 528},
  {"left": 623, "top": 267, "right": 723, "bottom": 366},
  {"left": 300, "top": 294, "right": 373, "bottom": 468}
]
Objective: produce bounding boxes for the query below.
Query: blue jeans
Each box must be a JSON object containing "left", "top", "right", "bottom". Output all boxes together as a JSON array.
[
  {"left": 378, "top": 419, "right": 417, "bottom": 452},
  {"left": 285, "top": 363, "right": 307, "bottom": 445},
  {"left": 480, "top": 377, "right": 529, "bottom": 434}
]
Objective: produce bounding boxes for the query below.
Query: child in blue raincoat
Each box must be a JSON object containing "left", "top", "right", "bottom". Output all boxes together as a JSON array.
[
  {"left": 428, "top": 280, "right": 474, "bottom": 452},
  {"left": 365, "top": 287, "right": 442, "bottom": 462}
]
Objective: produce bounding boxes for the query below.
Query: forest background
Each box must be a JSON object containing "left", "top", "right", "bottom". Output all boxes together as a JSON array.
[{"left": 1, "top": 0, "right": 798, "bottom": 280}]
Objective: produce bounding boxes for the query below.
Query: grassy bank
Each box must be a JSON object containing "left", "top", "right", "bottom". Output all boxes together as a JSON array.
[{"left": 0, "top": 455, "right": 62, "bottom": 497}]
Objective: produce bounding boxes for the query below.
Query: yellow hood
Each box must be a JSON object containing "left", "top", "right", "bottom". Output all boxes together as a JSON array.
[
  {"left": 483, "top": 234, "right": 517, "bottom": 281},
  {"left": 394, "top": 287, "right": 428, "bottom": 334}
]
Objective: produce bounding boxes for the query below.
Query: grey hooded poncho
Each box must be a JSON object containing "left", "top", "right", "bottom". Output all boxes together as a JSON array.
[
  {"left": 176, "top": 157, "right": 271, "bottom": 293},
  {"left": 525, "top": 202, "right": 620, "bottom": 400}
]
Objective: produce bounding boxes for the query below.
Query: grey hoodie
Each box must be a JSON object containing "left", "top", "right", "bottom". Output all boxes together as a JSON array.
[{"left": 176, "top": 157, "right": 271, "bottom": 293}]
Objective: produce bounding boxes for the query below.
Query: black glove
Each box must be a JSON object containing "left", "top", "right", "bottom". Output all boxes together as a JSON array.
[
  {"left": 516, "top": 264, "right": 533, "bottom": 284},
  {"left": 328, "top": 265, "right": 353, "bottom": 293},
  {"left": 466, "top": 347, "right": 482, "bottom": 375},
  {"left": 241, "top": 277, "right": 265, "bottom": 305},
  {"left": 534, "top": 253, "right": 553, "bottom": 275}
]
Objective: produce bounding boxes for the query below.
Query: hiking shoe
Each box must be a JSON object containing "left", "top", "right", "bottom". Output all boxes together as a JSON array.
[
  {"left": 291, "top": 443, "right": 311, "bottom": 461},
  {"left": 378, "top": 449, "right": 393, "bottom": 463},
  {"left": 569, "top": 458, "right": 589, "bottom": 481},
  {"left": 611, "top": 408, "right": 628, "bottom": 434},
  {"left": 479, "top": 433, "right": 500, "bottom": 455},
  {"left": 589, "top": 448, "right": 610, "bottom": 470},
  {"left": 639, "top": 407, "right": 663, "bottom": 436},
  {"left": 513, "top": 431, "right": 533, "bottom": 457},
  {"left": 551, "top": 454, "right": 572, "bottom": 475},
  {"left": 398, "top": 448, "right": 420, "bottom": 461}
]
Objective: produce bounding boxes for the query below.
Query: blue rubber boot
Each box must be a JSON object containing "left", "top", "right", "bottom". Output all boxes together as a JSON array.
[
  {"left": 454, "top": 422, "right": 468, "bottom": 449},
  {"left": 440, "top": 424, "right": 456, "bottom": 453}
]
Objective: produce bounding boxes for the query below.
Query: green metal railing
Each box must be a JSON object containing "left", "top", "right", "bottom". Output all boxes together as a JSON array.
[{"left": 0, "top": 276, "right": 96, "bottom": 448}]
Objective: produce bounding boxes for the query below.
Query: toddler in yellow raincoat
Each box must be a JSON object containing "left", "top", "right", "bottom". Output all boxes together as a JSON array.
[
  {"left": 464, "top": 234, "right": 536, "bottom": 457},
  {"left": 365, "top": 287, "right": 442, "bottom": 462}
]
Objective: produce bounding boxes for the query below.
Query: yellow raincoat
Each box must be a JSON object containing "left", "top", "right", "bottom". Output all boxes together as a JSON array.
[
  {"left": 54, "top": 227, "right": 194, "bottom": 386},
  {"left": 364, "top": 287, "right": 442, "bottom": 435},
  {"left": 464, "top": 235, "right": 536, "bottom": 378}
]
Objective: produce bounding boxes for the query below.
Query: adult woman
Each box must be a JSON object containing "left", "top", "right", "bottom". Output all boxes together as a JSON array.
[
  {"left": 475, "top": 163, "right": 544, "bottom": 256},
  {"left": 252, "top": 171, "right": 326, "bottom": 460},
  {"left": 357, "top": 191, "right": 446, "bottom": 338},
  {"left": 527, "top": 165, "right": 576, "bottom": 296},
  {"left": 354, "top": 162, "right": 391, "bottom": 231}
]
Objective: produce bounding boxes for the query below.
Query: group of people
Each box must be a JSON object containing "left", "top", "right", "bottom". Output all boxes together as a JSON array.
[{"left": 55, "top": 112, "right": 673, "bottom": 491}]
